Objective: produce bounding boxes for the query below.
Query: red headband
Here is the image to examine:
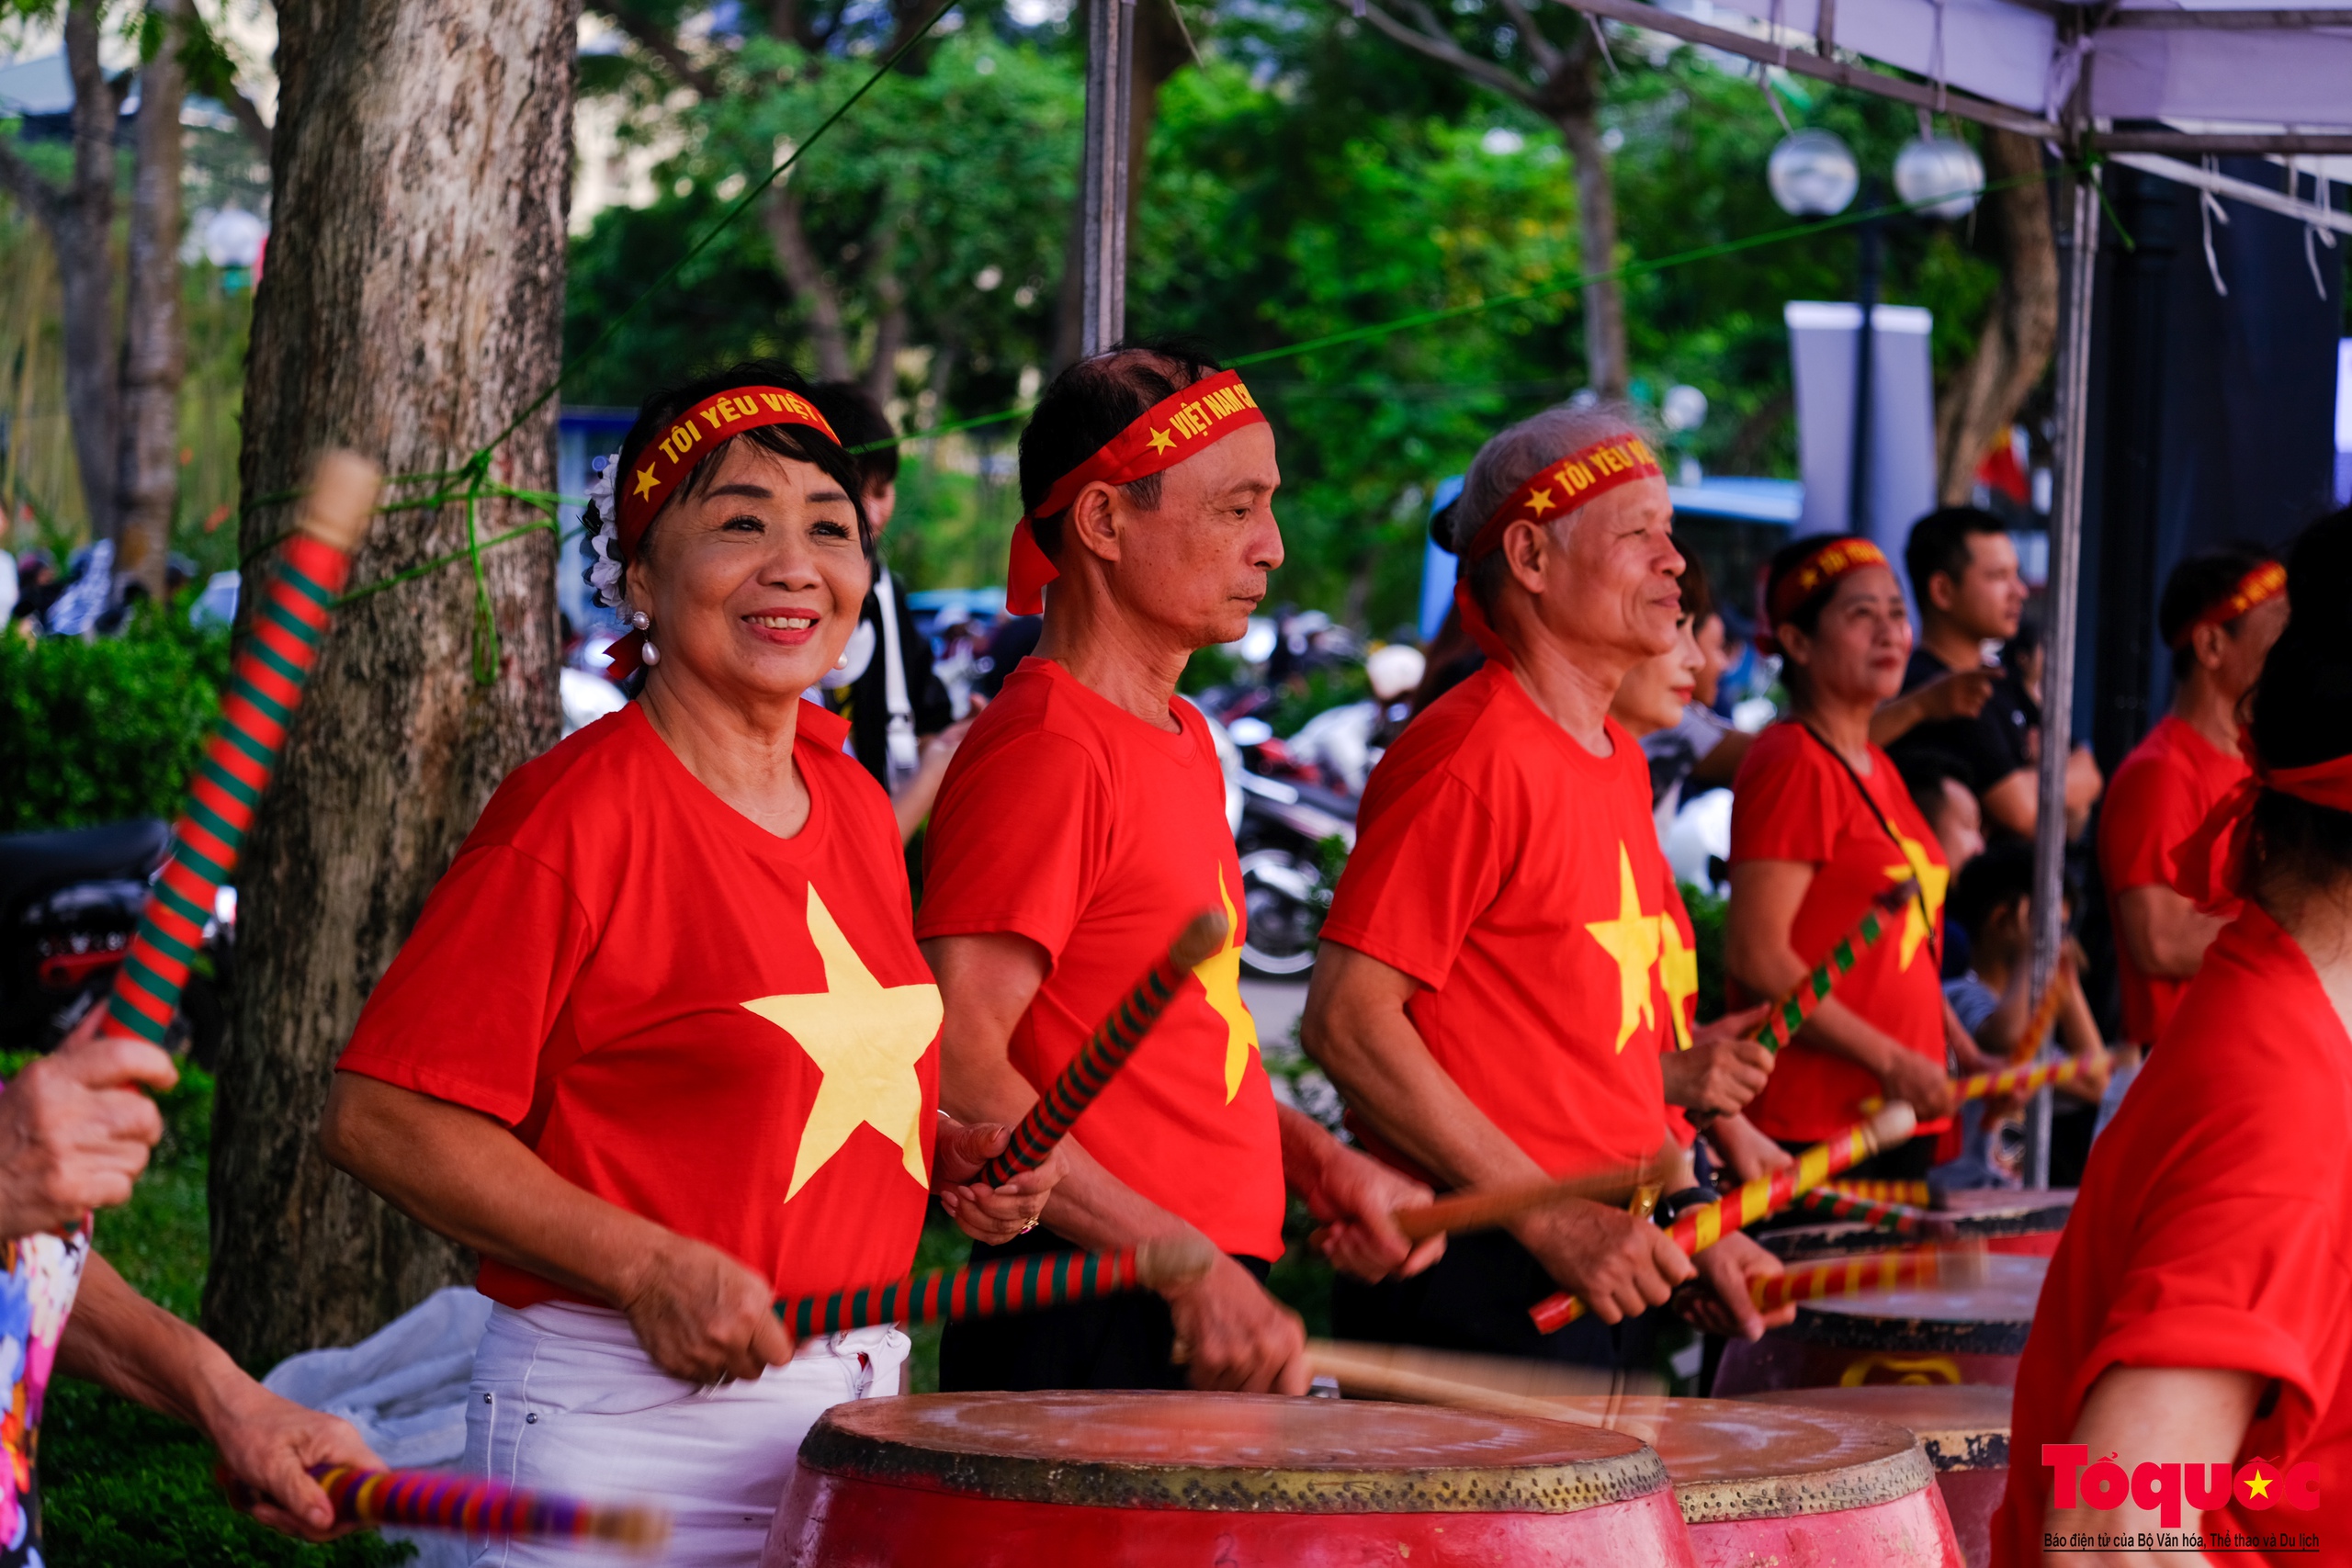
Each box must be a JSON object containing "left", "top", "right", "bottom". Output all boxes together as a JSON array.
[
  {"left": 1449, "top": 433, "right": 1666, "bottom": 667},
  {"left": 1005, "top": 368, "right": 1268, "bottom": 615},
  {"left": 605, "top": 385, "right": 842, "bottom": 680},
  {"left": 2168, "top": 560, "right": 2286, "bottom": 649},
  {"left": 616, "top": 387, "right": 841, "bottom": 558},
  {"left": 2170, "top": 732, "right": 2352, "bottom": 913},
  {"left": 1750, "top": 536, "right": 1892, "bottom": 658}
]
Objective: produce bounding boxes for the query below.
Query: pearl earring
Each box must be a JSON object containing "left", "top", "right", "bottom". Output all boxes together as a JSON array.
[
  {"left": 834, "top": 649, "right": 852, "bottom": 671},
  {"left": 629, "top": 609, "right": 650, "bottom": 631},
  {"left": 642, "top": 639, "right": 661, "bottom": 666}
]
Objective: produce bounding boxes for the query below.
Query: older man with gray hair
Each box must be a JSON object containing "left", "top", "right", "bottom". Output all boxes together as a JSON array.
[{"left": 1303, "top": 402, "right": 1791, "bottom": 1367}]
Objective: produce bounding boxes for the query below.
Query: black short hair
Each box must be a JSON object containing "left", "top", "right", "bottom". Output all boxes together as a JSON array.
[
  {"left": 1678, "top": 552, "right": 1714, "bottom": 626},
  {"left": 1896, "top": 747, "right": 1972, "bottom": 829},
  {"left": 807, "top": 380, "right": 900, "bottom": 493},
  {"left": 2245, "top": 507, "right": 2352, "bottom": 896},
  {"left": 1905, "top": 506, "right": 2007, "bottom": 607},
  {"left": 1950, "top": 840, "right": 2038, "bottom": 939},
  {"left": 2159, "top": 544, "right": 2279, "bottom": 680},
  {"left": 1017, "top": 337, "right": 1224, "bottom": 561}
]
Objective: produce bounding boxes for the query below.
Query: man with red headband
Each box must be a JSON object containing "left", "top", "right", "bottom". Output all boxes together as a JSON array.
[
  {"left": 919, "top": 342, "right": 1441, "bottom": 1395},
  {"left": 2099, "top": 548, "right": 2288, "bottom": 1059},
  {"left": 1304, "top": 403, "right": 1791, "bottom": 1365}
]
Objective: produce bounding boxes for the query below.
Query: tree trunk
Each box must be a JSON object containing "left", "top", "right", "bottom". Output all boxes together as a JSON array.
[
  {"left": 1934, "top": 131, "right": 2059, "bottom": 505},
  {"left": 57, "top": 1, "right": 123, "bottom": 544},
  {"left": 115, "top": 0, "right": 188, "bottom": 599},
  {"left": 1538, "top": 40, "right": 1627, "bottom": 400},
  {"left": 767, "top": 187, "right": 856, "bottom": 382},
  {"left": 208, "top": 0, "right": 575, "bottom": 1370}
]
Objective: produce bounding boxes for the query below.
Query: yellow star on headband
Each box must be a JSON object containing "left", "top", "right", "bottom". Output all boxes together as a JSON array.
[
  {"left": 1522, "top": 487, "right": 1556, "bottom": 517},
  {"left": 631, "top": 466, "right": 660, "bottom": 501},
  {"left": 1148, "top": 428, "right": 1176, "bottom": 455}
]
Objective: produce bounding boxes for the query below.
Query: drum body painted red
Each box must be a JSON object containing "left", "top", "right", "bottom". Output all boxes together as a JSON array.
[
  {"left": 764, "top": 1391, "right": 1697, "bottom": 1567},
  {"left": 1712, "top": 1254, "right": 2047, "bottom": 1394},
  {"left": 1745, "top": 1383, "right": 2013, "bottom": 1568},
  {"left": 1548, "top": 1396, "right": 1962, "bottom": 1568}
]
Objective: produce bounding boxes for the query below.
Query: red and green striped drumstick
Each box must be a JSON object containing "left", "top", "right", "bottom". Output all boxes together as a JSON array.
[
  {"left": 106, "top": 454, "right": 381, "bottom": 1045},
  {"left": 978, "top": 910, "right": 1229, "bottom": 1185},
  {"left": 1792, "top": 1184, "right": 1943, "bottom": 1238},
  {"left": 777, "top": 1235, "right": 1216, "bottom": 1337},
  {"left": 221, "top": 1461, "right": 666, "bottom": 1552},
  {"left": 1752, "top": 881, "right": 1918, "bottom": 1055},
  {"left": 1530, "top": 1102, "right": 1917, "bottom": 1333}
]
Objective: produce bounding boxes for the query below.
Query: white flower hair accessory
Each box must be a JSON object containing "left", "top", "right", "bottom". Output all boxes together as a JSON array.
[{"left": 584, "top": 451, "right": 626, "bottom": 610}]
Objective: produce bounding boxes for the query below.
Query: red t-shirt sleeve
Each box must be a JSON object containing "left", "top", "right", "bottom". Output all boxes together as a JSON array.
[
  {"left": 915, "top": 729, "right": 1108, "bottom": 964},
  {"left": 1319, "top": 771, "right": 1508, "bottom": 990},
  {"left": 335, "top": 844, "right": 597, "bottom": 1126},
  {"left": 1731, "top": 737, "right": 1839, "bottom": 865},
  {"left": 2102, "top": 753, "right": 2202, "bottom": 893}
]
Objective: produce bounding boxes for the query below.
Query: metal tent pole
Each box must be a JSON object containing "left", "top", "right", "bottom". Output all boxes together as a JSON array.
[
  {"left": 2026, "top": 163, "right": 2100, "bottom": 1190},
  {"left": 1080, "top": 0, "right": 1134, "bottom": 355}
]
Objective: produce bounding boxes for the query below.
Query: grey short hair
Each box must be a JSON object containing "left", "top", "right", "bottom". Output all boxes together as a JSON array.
[{"left": 1451, "top": 400, "right": 1657, "bottom": 613}]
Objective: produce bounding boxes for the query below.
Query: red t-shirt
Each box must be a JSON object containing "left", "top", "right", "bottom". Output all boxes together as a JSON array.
[
  {"left": 1995, "top": 906, "right": 2352, "bottom": 1565},
  {"left": 915, "top": 659, "right": 1284, "bottom": 1261},
  {"left": 1319, "top": 663, "right": 1676, "bottom": 1177},
  {"left": 1729, "top": 722, "right": 1951, "bottom": 1142},
  {"left": 2098, "top": 715, "right": 2250, "bottom": 1045},
  {"left": 337, "top": 703, "right": 940, "bottom": 1310}
]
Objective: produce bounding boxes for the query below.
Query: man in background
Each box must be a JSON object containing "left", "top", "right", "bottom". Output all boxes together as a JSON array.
[
  {"left": 1891, "top": 507, "right": 2102, "bottom": 844},
  {"left": 807, "top": 382, "right": 963, "bottom": 843}
]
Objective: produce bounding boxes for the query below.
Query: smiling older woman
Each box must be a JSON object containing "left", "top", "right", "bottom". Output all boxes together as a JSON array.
[{"left": 317, "top": 362, "right": 1059, "bottom": 1565}]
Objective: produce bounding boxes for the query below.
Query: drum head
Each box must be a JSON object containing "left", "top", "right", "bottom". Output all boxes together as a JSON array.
[
  {"left": 1741, "top": 1385, "right": 2012, "bottom": 1472},
  {"left": 1780, "top": 1253, "right": 2048, "bottom": 1355},
  {"left": 798, "top": 1392, "right": 1669, "bottom": 1513},
  {"left": 1544, "top": 1396, "right": 1932, "bottom": 1523}
]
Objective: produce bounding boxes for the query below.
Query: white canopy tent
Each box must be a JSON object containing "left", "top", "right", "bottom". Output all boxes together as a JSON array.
[{"left": 1545, "top": 0, "right": 2352, "bottom": 1179}]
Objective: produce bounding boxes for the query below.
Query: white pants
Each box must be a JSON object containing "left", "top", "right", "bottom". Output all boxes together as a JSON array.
[{"left": 461, "top": 1300, "right": 907, "bottom": 1567}]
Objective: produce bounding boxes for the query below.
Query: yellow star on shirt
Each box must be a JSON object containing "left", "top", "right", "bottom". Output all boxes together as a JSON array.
[
  {"left": 1147, "top": 427, "right": 1177, "bottom": 455},
  {"left": 1657, "top": 908, "right": 1698, "bottom": 1053},
  {"left": 631, "top": 465, "right": 660, "bottom": 501},
  {"left": 1193, "top": 867, "right": 1261, "bottom": 1102},
  {"left": 1585, "top": 843, "right": 1663, "bottom": 1053},
  {"left": 742, "top": 886, "right": 943, "bottom": 1201},
  {"left": 1882, "top": 832, "right": 1950, "bottom": 972},
  {"left": 1522, "top": 486, "right": 1556, "bottom": 517}
]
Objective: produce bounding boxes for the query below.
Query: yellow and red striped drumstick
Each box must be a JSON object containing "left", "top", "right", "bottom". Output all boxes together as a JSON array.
[
  {"left": 978, "top": 912, "right": 1228, "bottom": 1185},
  {"left": 106, "top": 454, "right": 380, "bottom": 1044},
  {"left": 1822, "top": 1178, "right": 1933, "bottom": 1206},
  {"left": 221, "top": 1462, "right": 666, "bottom": 1551},
  {"left": 1953, "top": 1053, "right": 2104, "bottom": 1105},
  {"left": 1791, "top": 1185, "right": 1943, "bottom": 1237},
  {"left": 1530, "top": 1102, "right": 1917, "bottom": 1333},
  {"left": 2007, "top": 956, "right": 2075, "bottom": 1067},
  {"left": 1748, "top": 1244, "right": 1987, "bottom": 1314},
  {"left": 775, "top": 1235, "right": 1216, "bottom": 1337}
]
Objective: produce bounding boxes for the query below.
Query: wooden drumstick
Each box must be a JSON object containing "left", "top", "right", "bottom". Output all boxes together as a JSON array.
[
  {"left": 776, "top": 1235, "right": 1217, "bottom": 1337},
  {"left": 106, "top": 452, "right": 380, "bottom": 1044},
  {"left": 978, "top": 911, "right": 1229, "bottom": 1186},
  {"left": 1529, "top": 1101, "right": 1917, "bottom": 1333},
  {"left": 1748, "top": 1244, "right": 1987, "bottom": 1314},
  {"left": 220, "top": 1462, "right": 668, "bottom": 1552},
  {"left": 1391, "top": 1161, "right": 1652, "bottom": 1242},
  {"left": 1305, "top": 1339, "right": 1660, "bottom": 1428}
]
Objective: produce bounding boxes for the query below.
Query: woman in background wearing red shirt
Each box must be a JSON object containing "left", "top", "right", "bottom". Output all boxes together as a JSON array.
[
  {"left": 1725, "top": 536, "right": 1979, "bottom": 1178},
  {"left": 1996, "top": 511, "right": 2352, "bottom": 1567},
  {"left": 317, "top": 363, "right": 1058, "bottom": 1565}
]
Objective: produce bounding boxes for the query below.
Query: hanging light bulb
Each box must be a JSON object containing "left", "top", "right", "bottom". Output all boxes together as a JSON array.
[
  {"left": 1767, "top": 129, "right": 1860, "bottom": 218},
  {"left": 1894, "top": 136, "right": 1986, "bottom": 220}
]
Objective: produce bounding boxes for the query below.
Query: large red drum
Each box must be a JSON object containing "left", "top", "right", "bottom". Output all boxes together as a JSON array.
[
  {"left": 1549, "top": 1395, "right": 1962, "bottom": 1568},
  {"left": 764, "top": 1391, "right": 1696, "bottom": 1566},
  {"left": 1744, "top": 1384, "right": 2013, "bottom": 1568},
  {"left": 1711, "top": 1253, "right": 2047, "bottom": 1394},
  {"left": 1760, "top": 1190, "right": 2076, "bottom": 1264}
]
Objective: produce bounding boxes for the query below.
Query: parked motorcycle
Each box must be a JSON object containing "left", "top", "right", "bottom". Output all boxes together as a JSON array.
[
  {"left": 1220, "top": 715, "right": 1357, "bottom": 980},
  {"left": 0, "top": 819, "right": 232, "bottom": 1064}
]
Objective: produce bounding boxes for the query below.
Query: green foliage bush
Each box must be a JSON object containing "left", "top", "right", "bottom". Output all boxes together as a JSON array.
[{"left": 0, "top": 604, "right": 230, "bottom": 833}]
